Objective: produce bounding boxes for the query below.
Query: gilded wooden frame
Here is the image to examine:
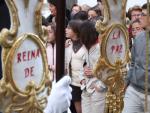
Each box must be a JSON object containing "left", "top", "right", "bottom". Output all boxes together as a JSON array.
[
  {"left": 0, "top": 0, "right": 50, "bottom": 112},
  {"left": 100, "top": 24, "right": 129, "bottom": 69},
  {"left": 4, "top": 33, "right": 49, "bottom": 95},
  {"left": 94, "top": 1, "right": 129, "bottom": 112}
]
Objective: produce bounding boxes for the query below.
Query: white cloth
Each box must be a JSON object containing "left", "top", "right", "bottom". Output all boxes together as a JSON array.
[
  {"left": 82, "top": 90, "right": 106, "bottom": 113},
  {"left": 81, "top": 43, "right": 106, "bottom": 93},
  {"left": 44, "top": 76, "right": 72, "bottom": 113},
  {"left": 81, "top": 43, "right": 106, "bottom": 113},
  {"left": 122, "top": 85, "right": 150, "bottom": 113}
]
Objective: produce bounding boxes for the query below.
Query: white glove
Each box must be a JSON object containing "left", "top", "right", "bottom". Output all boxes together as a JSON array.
[{"left": 44, "top": 76, "right": 72, "bottom": 113}]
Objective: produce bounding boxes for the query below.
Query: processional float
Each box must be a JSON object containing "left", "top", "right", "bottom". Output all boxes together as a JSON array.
[
  {"left": 0, "top": 0, "right": 51, "bottom": 113},
  {"left": 94, "top": 0, "right": 129, "bottom": 113}
]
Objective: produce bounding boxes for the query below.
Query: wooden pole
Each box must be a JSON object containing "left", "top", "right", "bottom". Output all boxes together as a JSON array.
[{"left": 56, "top": 0, "right": 66, "bottom": 81}]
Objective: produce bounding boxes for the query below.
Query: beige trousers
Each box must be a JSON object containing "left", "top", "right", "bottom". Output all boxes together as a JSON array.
[
  {"left": 122, "top": 85, "right": 150, "bottom": 113},
  {"left": 81, "top": 90, "right": 106, "bottom": 113}
]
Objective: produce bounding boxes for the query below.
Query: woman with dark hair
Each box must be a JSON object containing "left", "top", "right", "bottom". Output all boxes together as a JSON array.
[
  {"left": 46, "top": 0, "right": 70, "bottom": 25},
  {"left": 80, "top": 20, "right": 106, "bottom": 113},
  {"left": 46, "top": 22, "right": 57, "bottom": 83},
  {"left": 80, "top": 21, "right": 98, "bottom": 50},
  {"left": 65, "top": 20, "right": 86, "bottom": 113},
  {"left": 70, "top": 4, "right": 82, "bottom": 19},
  {"left": 46, "top": 0, "right": 57, "bottom": 24},
  {"left": 72, "top": 11, "right": 88, "bottom": 21},
  {"left": 87, "top": 4, "right": 103, "bottom": 21}
]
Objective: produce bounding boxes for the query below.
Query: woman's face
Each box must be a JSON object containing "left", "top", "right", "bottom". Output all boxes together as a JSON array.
[
  {"left": 49, "top": 3, "right": 57, "bottom": 16},
  {"left": 88, "top": 10, "right": 97, "bottom": 20},
  {"left": 47, "top": 25, "right": 55, "bottom": 42},
  {"left": 65, "top": 26, "right": 77, "bottom": 40},
  {"left": 72, "top": 6, "right": 81, "bottom": 15}
]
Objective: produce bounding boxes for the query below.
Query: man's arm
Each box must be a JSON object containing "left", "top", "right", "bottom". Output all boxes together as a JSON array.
[{"left": 125, "top": 40, "right": 136, "bottom": 86}]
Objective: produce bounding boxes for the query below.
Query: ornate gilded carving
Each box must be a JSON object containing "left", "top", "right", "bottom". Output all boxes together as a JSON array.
[
  {"left": 0, "top": 0, "right": 20, "bottom": 48},
  {"left": 0, "top": 1, "right": 51, "bottom": 113},
  {"left": 121, "top": 0, "right": 127, "bottom": 24},
  {"left": 96, "top": 0, "right": 110, "bottom": 33},
  {"left": 35, "top": 0, "right": 47, "bottom": 42},
  {"left": 103, "top": 61, "right": 126, "bottom": 113},
  {"left": 95, "top": 0, "right": 128, "bottom": 113},
  {"left": 0, "top": 34, "right": 50, "bottom": 113},
  {"left": 96, "top": 0, "right": 128, "bottom": 33},
  {"left": 0, "top": 80, "right": 48, "bottom": 113}
]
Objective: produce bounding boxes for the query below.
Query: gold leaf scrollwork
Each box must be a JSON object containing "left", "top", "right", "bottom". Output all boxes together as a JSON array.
[
  {"left": 95, "top": 0, "right": 110, "bottom": 33},
  {"left": 0, "top": 77, "right": 49, "bottom": 113},
  {"left": 0, "top": 0, "right": 20, "bottom": 48},
  {"left": 0, "top": 29, "right": 15, "bottom": 48},
  {"left": 94, "top": 57, "right": 110, "bottom": 80},
  {"left": 35, "top": 0, "right": 47, "bottom": 42},
  {"left": 121, "top": 0, "right": 127, "bottom": 24},
  {"left": 0, "top": 1, "right": 50, "bottom": 113},
  {"left": 95, "top": 1, "right": 129, "bottom": 110},
  {"left": 0, "top": 80, "right": 8, "bottom": 109},
  {"left": 103, "top": 60, "right": 126, "bottom": 113},
  {"left": 1, "top": 34, "right": 50, "bottom": 113},
  {"left": 94, "top": 58, "right": 126, "bottom": 113},
  {"left": 5, "top": 81, "right": 46, "bottom": 113}
]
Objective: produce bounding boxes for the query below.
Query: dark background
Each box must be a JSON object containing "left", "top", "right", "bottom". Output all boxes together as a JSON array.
[{"left": 0, "top": 0, "right": 10, "bottom": 79}]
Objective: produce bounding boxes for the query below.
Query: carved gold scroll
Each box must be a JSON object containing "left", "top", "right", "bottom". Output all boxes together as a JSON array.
[
  {"left": 94, "top": 0, "right": 130, "bottom": 113},
  {"left": 0, "top": 0, "right": 51, "bottom": 113}
]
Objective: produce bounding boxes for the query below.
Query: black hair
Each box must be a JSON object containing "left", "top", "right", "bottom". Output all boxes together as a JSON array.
[
  {"left": 68, "top": 20, "right": 83, "bottom": 38},
  {"left": 80, "top": 20, "right": 98, "bottom": 50},
  {"left": 47, "top": 22, "right": 56, "bottom": 36},
  {"left": 42, "top": 16, "right": 49, "bottom": 26},
  {"left": 71, "top": 4, "right": 82, "bottom": 11},
  {"left": 88, "top": 4, "right": 102, "bottom": 17},
  {"left": 72, "top": 11, "right": 88, "bottom": 21},
  {"left": 47, "top": 0, "right": 56, "bottom": 6},
  {"left": 142, "top": 3, "right": 150, "bottom": 15},
  {"left": 97, "top": 0, "right": 102, "bottom": 2}
]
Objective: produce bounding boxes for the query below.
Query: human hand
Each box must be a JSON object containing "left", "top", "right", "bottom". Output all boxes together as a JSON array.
[
  {"left": 48, "top": 65, "right": 55, "bottom": 72},
  {"left": 84, "top": 66, "right": 93, "bottom": 78},
  {"left": 44, "top": 76, "right": 72, "bottom": 113},
  {"left": 65, "top": 39, "right": 71, "bottom": 48}
]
